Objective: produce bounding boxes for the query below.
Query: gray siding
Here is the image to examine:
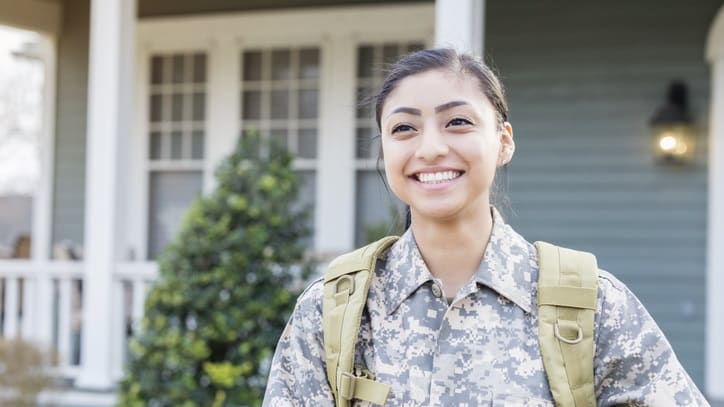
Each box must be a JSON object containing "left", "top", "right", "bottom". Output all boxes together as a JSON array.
[
  {"left": 486, "top": 0, "right": 721, "bottom": 388},
  {"left": 52, "top": 0, "right": 89, "bottom": 254},
  {"left": 139, "top": 0, "right": 430, "bottom": 18}
]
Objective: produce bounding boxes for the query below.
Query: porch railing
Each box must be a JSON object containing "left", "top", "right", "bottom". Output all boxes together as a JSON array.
[{"left": 0, "top": 260, "right": 158, "bottom": 383}]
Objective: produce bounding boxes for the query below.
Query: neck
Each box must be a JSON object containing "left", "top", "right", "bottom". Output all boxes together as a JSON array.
[{"left": 411, "top": 207, "right": 494, "bottom": 297}]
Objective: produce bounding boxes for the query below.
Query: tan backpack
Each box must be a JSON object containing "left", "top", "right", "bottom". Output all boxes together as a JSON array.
[{"left": 322, "top": 237, "right": 598, "bottom": 407}]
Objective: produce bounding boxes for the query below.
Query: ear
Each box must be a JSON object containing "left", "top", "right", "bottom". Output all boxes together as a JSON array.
[{"left": 498, "top": 122, "right": 515, "bottom": 167}]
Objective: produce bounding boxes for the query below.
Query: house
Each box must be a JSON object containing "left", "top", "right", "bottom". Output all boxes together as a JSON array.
[{"left": 0, "top": 0, "right": 722, "bottom": 405}]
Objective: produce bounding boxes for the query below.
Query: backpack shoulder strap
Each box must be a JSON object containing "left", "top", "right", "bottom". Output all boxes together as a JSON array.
[
  {"left": 322, "top": 236, "right": 398, "bottom": 407},
  {"left": 534, "top": 241, "right": 599, "bottom": 407}
]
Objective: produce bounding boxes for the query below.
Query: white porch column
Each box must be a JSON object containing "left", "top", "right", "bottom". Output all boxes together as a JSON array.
[
  {"left": 315, "top": 35, "right": 357, "bottom": 254},
  {"left": 32, "top": 35, "right": 57, "bottom": 349},
  {"left": 76, "top": 0, "right": 136, "bottom": 390},
  {"left": 706, "top": 5, "right": 724, "bottom": 401},
  {"left": 434, "top": 0, "right": 484, "bottom": 56}
]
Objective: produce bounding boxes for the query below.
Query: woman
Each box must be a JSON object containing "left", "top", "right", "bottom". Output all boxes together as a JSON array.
[{"left": 262, "top": 48, "right": 707, "bottom": 406}]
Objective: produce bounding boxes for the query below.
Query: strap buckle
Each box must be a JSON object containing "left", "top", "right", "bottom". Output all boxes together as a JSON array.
[{"left": 554, "top": 321, "right": 583, "bottom": 344}]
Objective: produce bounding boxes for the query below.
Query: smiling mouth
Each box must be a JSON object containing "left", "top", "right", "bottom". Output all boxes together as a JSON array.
[{"left": 413, "top": 170, "right": 463, "bottom": 184}]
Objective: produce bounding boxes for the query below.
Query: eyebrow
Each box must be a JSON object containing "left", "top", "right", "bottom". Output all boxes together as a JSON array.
[
  {"left": 434, "top": 100, "right": 469, "bottom": 113},
  {"left": 387, "top": 100, "right": 470, "bottom": 118}
]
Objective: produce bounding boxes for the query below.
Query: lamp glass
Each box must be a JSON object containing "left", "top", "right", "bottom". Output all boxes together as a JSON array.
[{"left": 651, "top": 123, "right": 695, "bottom": 164}]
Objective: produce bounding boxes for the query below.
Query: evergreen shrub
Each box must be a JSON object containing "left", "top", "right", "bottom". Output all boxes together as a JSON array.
[{"left": 118, "top": 134, "right": 311, "bottom": 406}]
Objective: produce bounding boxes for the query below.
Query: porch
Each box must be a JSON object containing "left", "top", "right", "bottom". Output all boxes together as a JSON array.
[{"left": 0, "top": 261, "right": 154, "bottom": 405}]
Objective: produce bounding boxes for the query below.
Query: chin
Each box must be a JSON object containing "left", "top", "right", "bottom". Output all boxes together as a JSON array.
[{"left": 410, "top": 205, "right": 466, "bottom": 223}]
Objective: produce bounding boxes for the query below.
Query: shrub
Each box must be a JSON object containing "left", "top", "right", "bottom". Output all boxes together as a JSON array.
[{"left": 118, "top": 134, "right": 311, "bottom": 406}]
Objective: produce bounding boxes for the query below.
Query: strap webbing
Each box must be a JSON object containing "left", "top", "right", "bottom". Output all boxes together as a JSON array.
[
  {"left": 322, "top": 236, "right": 398, "bottom": 407},
  {"left": 535, "top": 241, "right": 598, "bottom": 407},
  {"left": 338, "top": 373, "right": 391, "bottom": 405}
]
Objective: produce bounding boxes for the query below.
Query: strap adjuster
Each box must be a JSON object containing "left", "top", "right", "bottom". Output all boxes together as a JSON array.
[{"left": 338, "top": 371, "right": 356, "bottom": 400}]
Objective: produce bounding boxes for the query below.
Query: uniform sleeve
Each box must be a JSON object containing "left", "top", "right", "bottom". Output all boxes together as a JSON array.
[
  {"left": 593, "top": 271, "right": 709, "bottom": 406},
  {"left": 262, "top": 279, "right": 335, "bottom": 407}
]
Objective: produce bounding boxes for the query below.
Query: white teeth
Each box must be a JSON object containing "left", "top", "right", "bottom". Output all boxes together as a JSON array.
[{"left": 416, "top": 171, "right": 461, "bottom": 184}]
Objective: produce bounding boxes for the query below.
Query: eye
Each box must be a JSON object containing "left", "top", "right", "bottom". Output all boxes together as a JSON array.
[
  {"left": 391, "top": 124, "right": 416, "bottom": 135},
  {"left": 446, "top": 117, "right": 473, "bottom": 127}
]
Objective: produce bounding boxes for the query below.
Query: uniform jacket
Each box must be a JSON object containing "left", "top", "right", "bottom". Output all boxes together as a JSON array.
[{"left": 263, "top": 209, "right": 708, "bottom": 406}]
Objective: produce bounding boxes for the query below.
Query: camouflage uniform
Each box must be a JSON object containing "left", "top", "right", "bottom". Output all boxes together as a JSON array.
[{"left": 263, "top": 209, "right": 708, "bottom": 406}]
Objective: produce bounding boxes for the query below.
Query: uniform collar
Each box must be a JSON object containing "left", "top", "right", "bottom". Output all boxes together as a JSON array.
[{"left": 380, "top": 208, "right": 534, "bottom": 315}]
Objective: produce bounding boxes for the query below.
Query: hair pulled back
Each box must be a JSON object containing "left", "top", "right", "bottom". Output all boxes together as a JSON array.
[{"left": 374, "top": 48, "right": 509, "bottom": 132}]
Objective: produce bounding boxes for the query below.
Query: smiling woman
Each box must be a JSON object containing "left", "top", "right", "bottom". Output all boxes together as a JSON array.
[{"left": 262, "top": 48, "right": 708, "bottom": 407}]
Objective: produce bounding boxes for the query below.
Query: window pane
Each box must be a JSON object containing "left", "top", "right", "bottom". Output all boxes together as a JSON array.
[
  {"left": 299, "top": 49, "right": 319, "bottom": 80},
  {"left": 298, "top": 128, "right": 317, "bottom": 159},
  {"left": 355, "top": 170, "right": 403, "bottom": 246},
  {"left": 382, "top": 44, "right": 400, "bottom": 64},
  {"left": 192, "top": 92, "right": 205, "bottom": 121},
  {"left": 148, "top": 171, "right": 203, "bottom": 259},
  {"left": 407, "top": 42, "right": 425, "bottom": 53},
  {"left": 356, "top": 127, "right": 376, "bottom": 159},
  {"left": 171, "top": 93, "right": 184, "bottom": 121},
  {"left": 298, "top": 89, "right": 318, "bottom": 119},
  {"left": 243, "top": 51, "right": 263, "bottom": 81},
  {"left": 170, "top": 131, "right": 183, "bottom": 159},
  {"left": 357, "top": 46, "right": 374, "bottom": 78},
  {"left": 0, "top": 196, "right": 33, "bottom": 259},
  {"left": 241, "top": 129, "right": 261, "bottom": 158},
  {"left": 270, "top": 128, "right": 288, "bottom": 151},
  {"left": 151, "top": 56, "right": 164, "bottom": 85},
  {"left": 271, "top": 89, "right": 289, "bottom": 119},
  {"left": 172, "top": 55, "right": 185, "bottom": 83},
  {"left": 150, "top": 94, "right": 163, "bottom": 122},
  {"left": 191, "top": 130, "right": 204, "bottom": 159},
  {"left": 294, "top": 170, "right": 316, "bottom": 248},
  {"left": 356, "top": 86, "right": 373, "bottom": 119},
  {"left": 192, "top": 53, "right": 206, "bottom": 83},
  {"left": 149, "top": 131, "right": 162, "bottom": 160},
  {"left": 271, "top": 49, "right": 291, "bottom": 80},
  {"left": 242, "top": 90, "right": 261, "bottom": 120}
]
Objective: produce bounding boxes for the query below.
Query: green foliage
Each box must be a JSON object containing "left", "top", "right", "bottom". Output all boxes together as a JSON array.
[{"left": 118, "top": 134, "right": 311, "bottom": 406}]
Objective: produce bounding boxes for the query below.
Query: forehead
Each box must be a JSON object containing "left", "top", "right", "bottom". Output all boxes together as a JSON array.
[{"left": 382, "top": 69, "right": 490, "bottom": 112}]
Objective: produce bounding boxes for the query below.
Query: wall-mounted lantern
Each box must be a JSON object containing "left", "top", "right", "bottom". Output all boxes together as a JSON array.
[{"left": 649, "top": 81, "right": 696, "bottom": 164}]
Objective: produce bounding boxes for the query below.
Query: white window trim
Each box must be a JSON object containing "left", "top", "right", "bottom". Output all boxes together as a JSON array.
[
  {"left": 705, "top": 4, "right": 724, "bottom": 401},
  {"left": 131, "top": 4, "right": 434, "bottom": 258}
]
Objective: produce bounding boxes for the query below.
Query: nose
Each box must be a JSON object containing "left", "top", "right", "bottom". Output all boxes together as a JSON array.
[{"left": 415, "top": 127, "right": 449, "bottom": 162}]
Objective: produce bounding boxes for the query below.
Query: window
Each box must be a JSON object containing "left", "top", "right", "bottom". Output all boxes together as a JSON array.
[
  {"left": 240, "top": 48, "right": 320, "bottom": 239},
  {"left": 147, "top": 52, "right": 207, "bottom": 259},
  {"left": 354, "top": 42, "right": 424, "bottom": 245}
]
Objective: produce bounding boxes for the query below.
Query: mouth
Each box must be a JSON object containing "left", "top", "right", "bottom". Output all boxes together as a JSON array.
[{"left": 411, "top": 170, "right": 464, "bottom": 185}]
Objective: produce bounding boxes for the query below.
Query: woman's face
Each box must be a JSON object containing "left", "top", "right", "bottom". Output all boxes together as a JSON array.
[{"left": 380, "top": 69, "right": 514, "bottom": 223}]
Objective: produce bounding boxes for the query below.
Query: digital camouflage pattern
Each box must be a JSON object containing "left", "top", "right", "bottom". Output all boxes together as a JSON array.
[{"left": 263, "top": 209, "right": 708, "bottom": 406}]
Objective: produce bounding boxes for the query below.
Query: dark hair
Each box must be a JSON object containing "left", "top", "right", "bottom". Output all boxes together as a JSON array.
[
  {"left": 371, "top": 48, "right": 512, "bottom": 229},
  {"left": 374, "top": 48, "right": 509, "bottom": 132}
]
